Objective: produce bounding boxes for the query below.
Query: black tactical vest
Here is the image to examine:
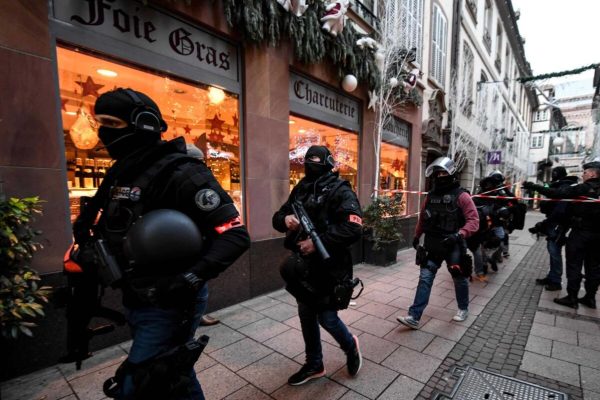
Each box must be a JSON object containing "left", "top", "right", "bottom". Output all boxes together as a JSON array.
[
  {"left": 570, "top": 179, "right": 600, "bottom": 230},
  {"left": 422, "top": 186, "right": 466, "bottom": 235}
]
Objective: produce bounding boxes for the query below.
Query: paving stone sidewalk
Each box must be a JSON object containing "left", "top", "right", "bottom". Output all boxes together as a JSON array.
[{"left": 3, "top": 212, "right": 599, "bottom": 399}]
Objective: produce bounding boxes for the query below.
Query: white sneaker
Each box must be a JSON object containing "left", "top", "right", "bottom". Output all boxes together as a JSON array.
[
  {"left": 397, "top": 315, "right": 420, "bottom": 329},
  {"left": 452, "top": 309, "right": 469, "bottom": 322}
]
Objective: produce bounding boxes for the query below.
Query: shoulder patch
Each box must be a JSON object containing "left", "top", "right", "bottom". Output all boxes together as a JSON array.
[{"left": 195, "top": 189, "right": 221, "bottom": 211}]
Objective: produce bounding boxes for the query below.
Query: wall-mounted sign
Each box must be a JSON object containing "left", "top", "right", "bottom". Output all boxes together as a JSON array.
[
  {"left": 289, "top": 72, "right": 360, "bottom": 132},
  {"left": 487, "top": 151, "right": 502, "bottom": 165},
  {"left": 52, "top": 0, "right": 239, "bottom": 82},
  {"left": 382, "top": 117, "right": 410, "bottom": 148}
]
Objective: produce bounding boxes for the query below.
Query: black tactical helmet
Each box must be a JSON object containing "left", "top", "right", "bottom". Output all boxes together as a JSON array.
[
  {"left": 123, "top": 209, "right": 202, "bottom": 271},
  {"left": 488, "top": 171, "right": 505, "bottom": 185},
  {"left": 551, "top": 166, "right": 567, "bottom": 182},
  {"left": 583, "top": 161, "right": 600, "bottom": 171}
]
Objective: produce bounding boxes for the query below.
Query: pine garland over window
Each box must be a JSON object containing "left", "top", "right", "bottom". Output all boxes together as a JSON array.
[{"left": 222, "top": 0, "right": 381, "bottom": 91}]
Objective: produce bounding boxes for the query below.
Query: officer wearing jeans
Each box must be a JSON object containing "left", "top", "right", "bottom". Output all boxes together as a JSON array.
[
  {"left": 72, "top": 89, "right": 250, "bottom": 399},
  {"left": 272, "top": 145, "right": 363, "bottom": 386},
  {"left": 397, "top": 157, "right": 479, "bottom": 329},
  {"left": 524, "top": 161, "right": 600, "bottom": 309},
  {"left": 533, "top": 166, "right": 577, "bottom": 291}
]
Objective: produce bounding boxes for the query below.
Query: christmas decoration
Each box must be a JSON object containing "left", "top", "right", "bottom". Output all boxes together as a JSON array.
[
  {"left": 183, "top": 125, "right": 192, "bottom": 135},
  {"left": 232, "top": 113, "right": 239, "bottom": 128},
  {"left": 368, "top": 90, "right": 379, "bottom": 110},
  {"left": 75, "top": 76, "right": 104, "bottom": 98},
  {"left": 341, "top": 74, "right": 358, "bottom": 92},
  {"left": 69, "top": 104, "right": 99, "bottom": 149},
  {"left": 221, "top": 0, "right": 381, "bottom": 92},
  {"left": 208, "top": 131, "right": 225, "bottom": 143},
  {"left": 320, "top": 0, "right": 350, "bottom": 37},
  {"left": 356, "top": 37, "right": 378, "bottom": 50},
  {"left": 374, "top": 49, "right": 386, "bottom": 72},
  {"left": 276, "top": 0, "right": 308, "bottom": 17},
  {"left": 389, "top": 77, "right": 399, "bottom": 88},
  {"left": 517, "top": 63, "right": 599, "bottom": 83},
  {"left": 402, "top": 68, "right": 419, "bottom": 93},
  {"left": 208, "top": 113, "right": 225, "bottom": 133}
]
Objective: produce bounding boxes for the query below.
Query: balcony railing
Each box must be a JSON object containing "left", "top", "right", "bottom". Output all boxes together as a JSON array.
[{"left": 351, "top": 0, "right": 380, "bottom": 31}]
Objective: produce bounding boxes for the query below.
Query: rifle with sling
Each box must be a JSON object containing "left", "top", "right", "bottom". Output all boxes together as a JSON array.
[{"left": 291, "top": 200, "right": 330, "bottom": 260}]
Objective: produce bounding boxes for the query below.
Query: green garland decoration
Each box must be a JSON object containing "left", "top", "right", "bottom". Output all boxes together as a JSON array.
[
  {"left": 221, "top": 0, "right": 381, "bottom": 91},
  {"left": 517, "top": 63, "right": 599, "bottom": 83}
]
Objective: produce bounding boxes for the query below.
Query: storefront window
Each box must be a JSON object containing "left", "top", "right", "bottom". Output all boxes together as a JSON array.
[
  {"left": 288, "top": 115, "right": 359, "bottom": 190},
  {"left": 379, "top": 118, "right": 410, "bottom": 215},
  {"left": 56, "top": 46, "right": 241, "bottom": 221}
]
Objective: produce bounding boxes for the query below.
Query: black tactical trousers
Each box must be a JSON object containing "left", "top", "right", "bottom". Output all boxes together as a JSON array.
[{"left": 565, "top": 229, "right": 600, "bottom": 297}]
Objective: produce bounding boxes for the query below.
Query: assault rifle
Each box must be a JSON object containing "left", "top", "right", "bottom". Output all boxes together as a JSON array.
[{"left": 291, "top": 200, "right": 330, "bottom": 260}]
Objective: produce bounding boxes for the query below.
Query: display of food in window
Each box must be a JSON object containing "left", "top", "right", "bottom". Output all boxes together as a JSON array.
[
  {"left": 56, "top": 46, "right": 242, "bottom": 222},
  {"left": 288, "top": 115, "right": 359, "bottom": 191},
  {"left": 379, "top": 141, "right": 409, "bottom": 215}
]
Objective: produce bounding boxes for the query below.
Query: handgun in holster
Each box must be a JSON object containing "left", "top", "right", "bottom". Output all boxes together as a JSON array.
[
  {"left": 94, "top": 238, "right": 123, "bottom": 288},
  {"left": 103, "top": 335, "right": 210, "bottom": 399},
  {"left": 415, "top": 245, "right": 427, "bottom": 266}
]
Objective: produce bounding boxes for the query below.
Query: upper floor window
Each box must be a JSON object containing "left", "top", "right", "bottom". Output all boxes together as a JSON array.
[
  {"left": 430, "top": 4, "right": 448, "bottom": 85},
  {"left": 400, "top": 0, "right": 424, "bottom": 64},
  {"left": 531, "top": 135, "right": 544, "bottom": 148},
  {"left": 460, "top": 42, "right": 475, "bottom": 117},
  {"left": 534, "top": 110, "right": 549, "bottom": 121},
  {"left": 483, "top": 0, "right": 493, "bottom": 52},
  {"left": 495, "top": 22, "right": 503, "bottom": 72}
]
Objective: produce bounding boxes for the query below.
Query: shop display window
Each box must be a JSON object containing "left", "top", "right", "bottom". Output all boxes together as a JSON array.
[
  {"left": 288, "top": 115, "right": 359, "bottom": 191},
  {"left": 379, "top": 142, "right": 409, "bottom": 215},
  {"left": 56, "top": 46, "right": 242, "bottom": 222}
]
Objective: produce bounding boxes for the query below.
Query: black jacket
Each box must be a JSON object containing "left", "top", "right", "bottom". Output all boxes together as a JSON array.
[
  {"left": 539, "top": 176, "right": 578, "bottom": 225},
  {"left": 93, "top": 138, "right": 250, "bottom": 306},
  {"left": 272, "top": 172, "right": 362, "bottom": 290},
  {"left": 532, "top": 178, "right": 600, "bottom": 231}
]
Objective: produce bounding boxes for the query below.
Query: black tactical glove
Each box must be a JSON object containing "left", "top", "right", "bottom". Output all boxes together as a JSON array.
[
  {"left": 412, "top": 236, "right": 420, "bottom": 250},
  {"left": 150, "top": 272, "right": 204, "bottom": 308},
  {"left": 522, "top": 181, "right": 536, "bottom": 190},
  {"left": 441, "top": 233, "right": 462, "bottom": 248}
]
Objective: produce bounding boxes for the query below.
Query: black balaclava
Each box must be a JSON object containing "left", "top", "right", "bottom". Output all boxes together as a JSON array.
[
  {"left": 551, "top": 166, "right": 567, "bottom": 182},
  {"left": 432, "top": 169, "right": 456, "bottom": 191},
  {"left": 94, "top": 89, "right": 165, "bottom": 159},
  {"left": 304, "top": 145, "right": 334, "bottom": 180}
]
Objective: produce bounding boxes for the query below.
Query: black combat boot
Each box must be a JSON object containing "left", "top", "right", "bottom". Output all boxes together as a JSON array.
[
  {"left": 578, "top": 294, "right": 597, "bottom": 309},
  {"left": 554, "top": 294, "right": 579, "bottom": 309}
]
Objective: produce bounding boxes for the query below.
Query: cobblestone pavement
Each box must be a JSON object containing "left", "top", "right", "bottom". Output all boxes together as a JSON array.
[{"left": 3, "top": 212, "right": 600, "bottom": 399}]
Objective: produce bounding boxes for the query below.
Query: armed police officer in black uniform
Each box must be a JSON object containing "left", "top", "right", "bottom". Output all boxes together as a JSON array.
[
  {"left": 273, "top": 145, "right": 364, "bottom": 386},
  {"left": 69, "top": 88, "right": 250, "bottom": 399},
  {"left": 532, "top": 166, "right": 578, "bottom": 291},
  {"left": 524, "top": 161, "right": 600, "bottom": 309},
  {"left": 397, "top": 157, "right": 479, "bottom": 329}
]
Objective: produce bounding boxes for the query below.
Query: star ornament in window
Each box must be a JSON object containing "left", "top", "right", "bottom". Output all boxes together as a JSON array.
[
  {"left": 75, "top": 76, "right": 105, "bottom": 98},
  {"left": 208, "top": 114, "right": 225, "bottom": 133}
]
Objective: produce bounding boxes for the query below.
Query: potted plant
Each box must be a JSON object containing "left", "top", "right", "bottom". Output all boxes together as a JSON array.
[
  {"left": 0, "top": 194, "right": 51, "bottom": 339},
  {"left": 362, "top": 194, "right": 405, "bottom": 266}
]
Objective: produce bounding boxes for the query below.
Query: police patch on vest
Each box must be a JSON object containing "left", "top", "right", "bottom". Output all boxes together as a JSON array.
[
  {"left": 111, "top": 186, "right": 132, "bottom": 200},
  {"left": 195, "top": 189, "right": 220, "bottom": 211},
  {"left": 129, "top": 187, "right": 142, "bottom": 202}
]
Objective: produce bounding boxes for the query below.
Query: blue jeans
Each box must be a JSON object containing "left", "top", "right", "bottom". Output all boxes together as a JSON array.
[
  {"left": 298, "top": 301, "right": 354, "bottom": 367},
  {"left": 409, "top": 245, "right": 469, "bottom": 321},
  {"left": 471, "top": 245, "right": 485, "bottom": 275},
  {"left": 120, "top": 284, "right": 208, "bottom": 400},
  {"left": 546, "top": 238, "right": 563, "bottom": 285}
]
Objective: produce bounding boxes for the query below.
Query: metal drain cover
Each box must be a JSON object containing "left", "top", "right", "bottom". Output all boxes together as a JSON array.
[{"left": 433, "top": 365, "right": 568, "bottom": 399}]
